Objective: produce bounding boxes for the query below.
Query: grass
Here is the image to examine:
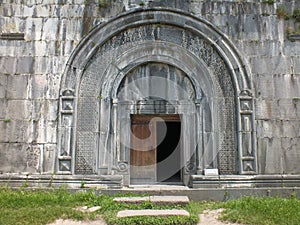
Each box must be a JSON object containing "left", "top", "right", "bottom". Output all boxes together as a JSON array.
[
  {"left": 221, "top": 195, "right": 300, "bottom": 225},
  {"left": 0, "top": 187, "right": 102, "bottom": 225},
  {"left": 0, "top": 187, "right": 300, "bottom": 225}
]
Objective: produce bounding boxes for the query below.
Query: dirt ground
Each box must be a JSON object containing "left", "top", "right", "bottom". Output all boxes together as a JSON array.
[
  {"left": 47, "top": 217, "right": 107, "bottom": 225},
  {"left": 198, "top": 209, "right": 244, "bottom": 225},
  {"left": 47, "top": 209, "right": 243, "bottom": 225}
]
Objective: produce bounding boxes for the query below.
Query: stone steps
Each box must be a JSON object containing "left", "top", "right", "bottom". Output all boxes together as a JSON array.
[
  {"left": 114, "top": 195, "right": 190, "bottom": 219},
  {"left": 117, "top": 209, "right": 190, "bottom": 218}
]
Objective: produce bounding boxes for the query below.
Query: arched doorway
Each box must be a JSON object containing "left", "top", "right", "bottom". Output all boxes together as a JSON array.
[
  {"left": 57, "top": 9, "right": 257, "bottom": 186},
  {"left": 117, "top": 62, "right": 199, "bottom": 185}
]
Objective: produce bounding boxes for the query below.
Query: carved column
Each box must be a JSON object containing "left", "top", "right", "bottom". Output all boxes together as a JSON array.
[
  {"left": 239, "top": 90, "right": 257, "bottom": 174},
  {"left": 58, "top": 90, "right": 75, "bottom": 174},
  {"left": 111, "top": 98, "right": 118, "bottom": 173},
  {"left": 195, "top": 99, "right": 203, "bottom": 174}
]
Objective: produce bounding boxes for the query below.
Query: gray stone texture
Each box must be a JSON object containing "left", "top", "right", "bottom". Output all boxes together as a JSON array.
[
  {"left": 117, "top": 209, "right": 190, "bottom": 218},
  {"left": 0, "top": 0, "right": 299, "bottom": 176},
  {"left": 113, "top": 196, "right": 189, "bottom": 204}
]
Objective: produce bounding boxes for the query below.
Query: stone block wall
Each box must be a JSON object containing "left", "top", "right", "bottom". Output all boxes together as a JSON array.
[{"left": 0, "top": 0, "right": 299, "bottom": 175}]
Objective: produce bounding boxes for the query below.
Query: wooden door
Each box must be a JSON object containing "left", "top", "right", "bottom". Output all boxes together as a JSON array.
[{"left": 130, "top": 116, "right": 156, "bottom": 184}]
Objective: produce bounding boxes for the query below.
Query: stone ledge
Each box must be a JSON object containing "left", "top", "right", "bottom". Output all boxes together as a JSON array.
[
  {"left": 117, "top": 209, "right": 190, "bottom": 218},
  {"left": 191, "top": 175, "right": 300, "bottom": 188},
  {"left": 113, "top": 195, "right": 189, "bottom": 205},
  {"left": 0, "top": 174, "right": 123, "bottom": 189}
]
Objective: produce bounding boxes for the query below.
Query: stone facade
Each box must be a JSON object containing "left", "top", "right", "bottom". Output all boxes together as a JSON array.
[{"left": 0, "top": 0, "right": 300, "bottom": 187}]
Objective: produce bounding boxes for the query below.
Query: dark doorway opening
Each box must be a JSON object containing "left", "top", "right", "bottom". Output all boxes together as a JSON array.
[{"left": 156, "top": 121, "right": 181, "bottom": 183}]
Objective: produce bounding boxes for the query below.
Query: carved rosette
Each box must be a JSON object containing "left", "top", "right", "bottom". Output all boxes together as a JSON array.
[
  {"left": 117, "top": 162, "right": 129, "bottom": 173},
  {"left": 185, "top": 161, "right": 197, "bottom": 174}
]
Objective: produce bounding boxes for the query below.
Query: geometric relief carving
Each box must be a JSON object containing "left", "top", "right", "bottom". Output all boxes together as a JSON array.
[
  {"left": 240, "top": 90, "right": 252, "bottom": 98},
  {"left": 242, "top": 160, "right": 255, "bottom": 172},
  {"left": 77, "top": 97, "right": 99, "bottom": 131},
  {"left": 59, "top": 159, "right": 71, "bottom": 172},
  {"left": 217, "top": 96, "right": 237, "bottom": 175},
  {"left": 242, "top": 132, "right": 252, "bottom": 157},
  {"left": 75, "top": 132, "right": 97, "bottom": 174},
  {"left": 62, "top": 99, "right": 73, "bottom": 111},
  {"left": 62, "top": 89, "right": 74, "bottom": 97},
  {"left": 61, "top": 115, "right": 73, "bottom": 157},
  {"left": 74, "top": 95, "right": 99, "bottom": 174},
  {"left": 240, "top": 100, "right": 252, "bottom": 111},
  {"left": 241, "top": 115, "right": 251, "bottom": 132},
  {"left": 218, "top": 136, "right": 238, "bottom": 175},
  {"left": 26, "top": 145, "right": 41, "bottom": 171},
  {"left": 239, "top": 90, "right": 255, "bottom": 174},
  {"left": 58, "top": 89, "right": 75, "bottom": 173}
]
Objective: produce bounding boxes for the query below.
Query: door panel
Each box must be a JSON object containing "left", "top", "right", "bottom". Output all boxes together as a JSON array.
[{"left": 130, "top": 118, "right": 156, "bottom": 184}]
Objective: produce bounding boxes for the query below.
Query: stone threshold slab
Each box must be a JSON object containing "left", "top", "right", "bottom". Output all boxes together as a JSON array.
[
  {"left": 117, "top": 209, "right": 190, "bottom": 218},
  {"left": 113, "top": 195, "right": 189, "bottom": 204}
]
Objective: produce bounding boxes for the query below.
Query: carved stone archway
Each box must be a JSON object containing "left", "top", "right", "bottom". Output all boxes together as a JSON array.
[{"left": 57, "top": 9, "right": 257, "bottom": 183}]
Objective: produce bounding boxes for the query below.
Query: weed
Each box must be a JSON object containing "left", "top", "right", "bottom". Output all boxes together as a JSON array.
[
  {"left": 284, "top": 13, "right": 291, "bottom": 20},
  {"left": 48, "top": 174, "right": 54, "bottom": 188},
  {"left": 293, "top": 9, "right": 300, "bottom": 22},
  {"left": 99, "top": 0, "right": 108, "bottom": 8},
  {"left": 262, "top": 0, "right": 274, "bottom": 4},
  {"left": 139, "top": 1, "right": 145, "bottom": 7},
  {"left": 21, "top": 174, "right": 29, "bottom": 188},
  {"left": 286, "top": 26, "right": 292, "bottom": 38},
  {"left": 3, "top": 118, "right": 11, "bottom": 123},
  {"left": 290, "top": 192, "right": 297, "bottom": 199},
  {"left": 223, "top": 191, "right": 230, "bottom": 201},
  {"left": 81, "top": 180, "right": 85, "bottom": 188},
  {"left": 276, "top": 6, "right": 288, "bottom": 20}
]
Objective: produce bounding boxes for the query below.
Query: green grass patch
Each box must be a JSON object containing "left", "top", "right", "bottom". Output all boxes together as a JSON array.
[
  {"left": 1, "top": 187, "right": 300, "bottom": 225},
  {"left": 221, "top": 195, "right": 300, "bottom": 225},
  {"left": 0, "top": 187, "right": 103, "bottom": 225},
  {"left": 0, "top": 188, "right": 216, "bottom": 225}
]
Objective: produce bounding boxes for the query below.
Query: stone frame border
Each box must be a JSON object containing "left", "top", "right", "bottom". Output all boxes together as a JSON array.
[{"left": 58, "top": 8, "right": 257, "bottom": 176}]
